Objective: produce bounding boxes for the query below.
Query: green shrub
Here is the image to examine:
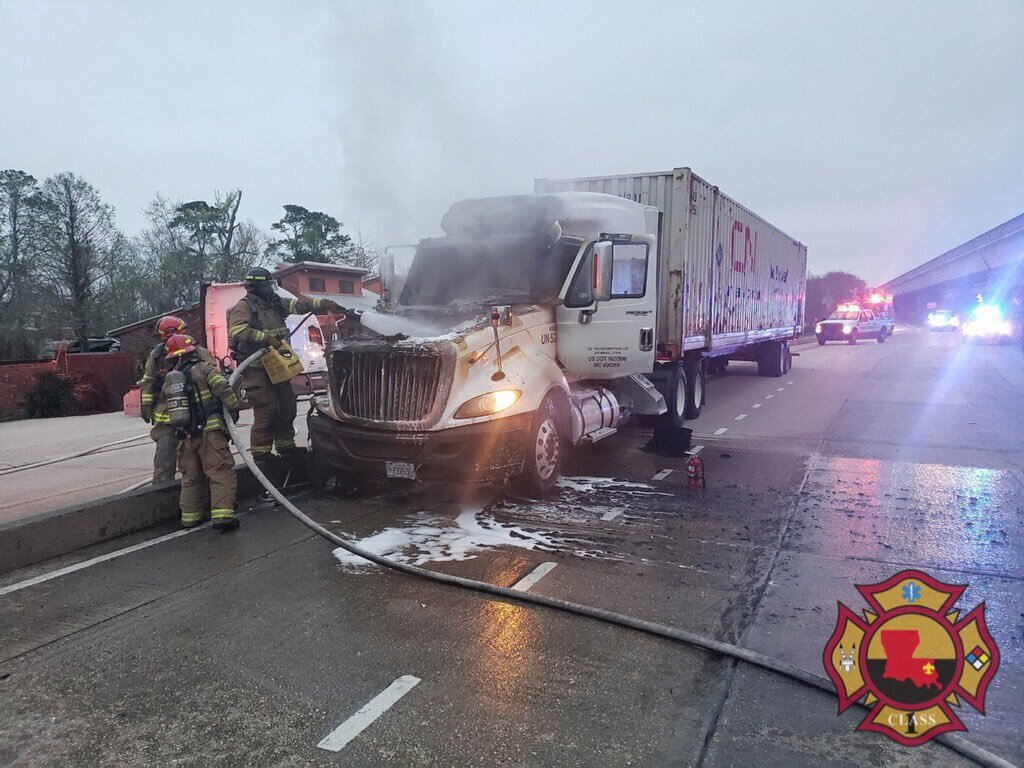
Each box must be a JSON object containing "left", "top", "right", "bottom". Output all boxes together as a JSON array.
[{"left": 22, "top": 371, "right": 74, "bottom": 418}]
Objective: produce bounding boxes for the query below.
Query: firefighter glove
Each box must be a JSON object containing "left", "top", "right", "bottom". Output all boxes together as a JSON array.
[
  {"left": 229, "top": 408, "right": 241, "bottom": 424},
  {"left": 267, "top": 335, "right": 283, "bottom": 348},
  {"left": 140, "top": 403, "right": 153, "bottom": 423}
]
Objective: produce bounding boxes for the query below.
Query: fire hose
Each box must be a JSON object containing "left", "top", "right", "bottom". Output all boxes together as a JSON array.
[{"left": 225, "top": 348, "right": 1015, "bottom": 768}]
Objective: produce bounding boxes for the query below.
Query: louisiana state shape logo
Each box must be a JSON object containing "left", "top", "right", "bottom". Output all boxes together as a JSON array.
[{"left": 823, "top": 569, "right": 999, "bottom": 745}]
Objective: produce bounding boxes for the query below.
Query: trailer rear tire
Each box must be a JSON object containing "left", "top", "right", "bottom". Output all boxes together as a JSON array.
[
  {"left": 757, "top": 340, "right": 785, "bottom": 378},
  {"left": 877, "top": 327, "right": 887, "bottom": 343},
  {"left": 848, "top": 330, "right": 858, "bottom": 345},
  {"left": 683, "top": 354, "right": 703, "bottom": 419},
  {"left": 782, "top": 340, "right": 792, "bottom": 373},
  {"left": 512, "top": 397, "right": 563, "bottom": 497}
]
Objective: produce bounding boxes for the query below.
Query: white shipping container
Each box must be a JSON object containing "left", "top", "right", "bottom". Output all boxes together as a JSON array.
[{"left": 535, "top": 168, "right": 806, "bottom": 358}]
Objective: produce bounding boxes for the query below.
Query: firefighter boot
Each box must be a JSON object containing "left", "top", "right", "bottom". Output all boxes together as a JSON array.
[{"left": 211, "top": 509, "right": 240, "bottom": 532}]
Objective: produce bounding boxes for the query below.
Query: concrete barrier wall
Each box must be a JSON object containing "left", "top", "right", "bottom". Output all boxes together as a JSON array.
[{"left": 0, "top": 465, "right": 286, "bottom": 575}]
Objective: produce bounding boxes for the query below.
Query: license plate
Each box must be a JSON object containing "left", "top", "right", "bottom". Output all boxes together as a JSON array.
[{"left": 385, "top": 461, "right": 417, "bottom": 480}]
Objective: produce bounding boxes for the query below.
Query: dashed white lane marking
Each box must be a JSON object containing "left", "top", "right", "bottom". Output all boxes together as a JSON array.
[
  {"left": 776, "top": 387, "right": 786, "bottom": 391},
  {"left": 765, "top": 394, "right": 774, "bottom": 399},
  {"left": 512, "top": 561, "right": 558, "bottom": 592},
  {"left": 734, "top": 414, "right": 747, "bottom": 421},
  {"left": 687, "top": 445, "right": 704, "bottom": 455},
  {"left": 651, "top": 469, "right": 673, "bottom": 480},
  {"left": 600, "top": 508, "right": 625, "bottom": 521},
  {"left": 0, "top": 525, "right": 205, "bottom": 596},
  {"left": 788, "top": 380, "right": 795, "bottom": 384},
  {"left": 317, "top": 675, "right": 421, "bottom": 752},
  {"left": 752, "top": 403, "right": 762, "bottom": 409},
  {"left": 713, "top": 427, "right": 729, "bottom": 435}
]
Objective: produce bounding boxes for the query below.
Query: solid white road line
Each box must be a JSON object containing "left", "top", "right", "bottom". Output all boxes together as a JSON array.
[
  {"left": 752, "top": 403, "right": 761, "bottom": 409},
  {"left": 687, "top": 445, "right": 704, "bottom": 455},
  {"left": 713, "top": 427, "right": 728, "bottom": 435},
  {"left": 0, "top": 525, "right": 206, "bottom": 597},
  {"left": 600, "top": 508, "right": 624, "bottom": 522},
  {"left": 651, "top": 469, "right": 673, "bottom": 480},
  {"left": 734, "top": 414, "right": 747, "bottom": 421},
  {"left": 317, "top": 675, "right": 421, "bottom": 752},
  {"left": 511, "top": 561, "right": 558, "bottom": 592}
]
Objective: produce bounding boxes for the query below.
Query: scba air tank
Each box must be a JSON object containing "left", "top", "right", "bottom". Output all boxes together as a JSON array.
[{"left": 165, "top": 369, "right": 192, "bottom": 427}]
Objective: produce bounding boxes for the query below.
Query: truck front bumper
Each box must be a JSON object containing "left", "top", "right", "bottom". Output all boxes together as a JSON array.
[{"left": 308, "top": 409, "right": 532, "bottom": 483}]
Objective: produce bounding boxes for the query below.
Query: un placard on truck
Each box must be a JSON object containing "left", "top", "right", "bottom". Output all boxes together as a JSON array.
[{"left": 534, "top": 168, "right": 807, "bottom": 364}]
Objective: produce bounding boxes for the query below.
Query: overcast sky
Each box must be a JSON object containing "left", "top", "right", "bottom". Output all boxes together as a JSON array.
[{"left": 2, "top": 1, "right": 1022, "bottom": 284}]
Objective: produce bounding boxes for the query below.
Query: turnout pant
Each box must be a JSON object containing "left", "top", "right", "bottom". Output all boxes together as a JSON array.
[
  {"left": 241, "top": 367, "right": 298, "bottom": 456},
  {"left": 150, "top": 423, "right": 178, "bottom": 482},
  {"left": 177, "top": 429, "right": 237, "bottom": 526}
]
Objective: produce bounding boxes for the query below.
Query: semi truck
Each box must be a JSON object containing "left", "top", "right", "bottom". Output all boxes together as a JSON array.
[{"left": 309, "top": 167, "right": 807, "bottom": 493}]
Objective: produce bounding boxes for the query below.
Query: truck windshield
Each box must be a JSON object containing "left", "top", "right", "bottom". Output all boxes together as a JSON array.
[
  {"left": 398, "top": 234, "right": 581, "bottom": 308},
  {"left": 829, "top": 311, "right": 859, "bottom": 320}
]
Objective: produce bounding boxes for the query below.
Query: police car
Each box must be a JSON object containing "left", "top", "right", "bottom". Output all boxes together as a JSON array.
[{"left": 815, "top": 305, "right": 891, "bottom": 345}]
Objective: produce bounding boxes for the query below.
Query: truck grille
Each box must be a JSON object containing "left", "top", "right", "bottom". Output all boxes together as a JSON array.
[{"left": 332, "top": 348, "right": 444, "bottom": 423}]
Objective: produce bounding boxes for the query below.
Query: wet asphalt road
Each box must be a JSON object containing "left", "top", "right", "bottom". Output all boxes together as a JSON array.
[{"left": 1, "top": 327, "right": 1022, "bottom": 767}]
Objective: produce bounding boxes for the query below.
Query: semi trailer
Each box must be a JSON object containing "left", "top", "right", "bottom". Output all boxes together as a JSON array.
[{"left": 309, "top": 168, "right": 807, "bottom": 493}]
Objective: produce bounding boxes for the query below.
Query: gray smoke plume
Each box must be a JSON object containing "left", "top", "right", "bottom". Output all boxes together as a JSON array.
[{"left": 331, "top": 2, "right": 522, "bottom": 248}]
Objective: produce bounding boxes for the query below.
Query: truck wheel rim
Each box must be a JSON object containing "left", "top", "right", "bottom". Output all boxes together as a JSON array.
[
  {"left": 675, "top": 378, "right": 686, "bottom": 417},
  {"left": 535, "top": 418, "right": 559, "bottom": 479},
  {"left": 693, "top": 373, "right": 702, "bottom": 408}
]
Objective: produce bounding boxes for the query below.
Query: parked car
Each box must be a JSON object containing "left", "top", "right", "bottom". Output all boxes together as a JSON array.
[{"left": 44, "top": 337, "right": 121, "bottom": 357}]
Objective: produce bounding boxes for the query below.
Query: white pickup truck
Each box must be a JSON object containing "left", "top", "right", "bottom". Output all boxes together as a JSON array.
[{"left": 815, "top": 306, "right": 891, "bottom": 345}]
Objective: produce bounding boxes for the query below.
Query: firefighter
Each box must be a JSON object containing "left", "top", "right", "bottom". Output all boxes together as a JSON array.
[
  {"left": 163, "top": 333, "right": 241, "bottom": 530},
  {"left": 139, "top": 315, "right": 215, "bottom": 482},
  {"left": 226, "top": 266, "right": 351, "bottom": 466}
]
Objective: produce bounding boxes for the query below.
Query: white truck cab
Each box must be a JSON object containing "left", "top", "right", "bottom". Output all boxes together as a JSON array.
[{"left": 309, "top": 193, "right": 667, "bottom": 494}]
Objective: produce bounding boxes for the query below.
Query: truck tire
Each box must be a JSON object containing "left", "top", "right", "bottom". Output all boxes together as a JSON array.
[
  {"left": 757, "top": 340, "right": 785, "bottom": 377},
  {"left": 817, "top": 335, "right": 825, "bottom": 346},
  {"left": 877, "top": 327, "right": 887, "bottom": 343},
  {"left": 683, "top": 353, "right": 703, "bottom": 419},
  {"left": 782, "top": 340, "right": 793, "bottom": 373},
  {"left": 512, "top": 397, "right": 563, "bottom": 497},
  {"left": 848, "top": 330, "right": 859, "bottom": 345},
  {"left": 657, "top": 364, "right": 687, "bottom": 429}
]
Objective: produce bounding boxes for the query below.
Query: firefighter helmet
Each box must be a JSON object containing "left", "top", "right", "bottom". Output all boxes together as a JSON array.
[
  {"left": 244, "top": 266, "right": 274, "bottom": 286},
  {"left": 165, "top": 334, "right": 197, "bottom": 360},
  {"left": 156, "top": 315, "right": 186, "bottom": 339}
]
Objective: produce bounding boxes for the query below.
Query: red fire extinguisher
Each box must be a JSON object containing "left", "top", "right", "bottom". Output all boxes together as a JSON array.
[{"left": 686, "top": 454, "right": 705, "bottom": 491}]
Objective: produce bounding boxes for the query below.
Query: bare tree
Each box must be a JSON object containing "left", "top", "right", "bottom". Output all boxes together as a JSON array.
[
  {"left": 35, "top": 172, "right": 119, "bottom": 341},
  {"left": 0, "top": 170, "right": 41, "bottom": 323},
  {"left": 342, "top": 224, "right": 381, "bottom": 272}
]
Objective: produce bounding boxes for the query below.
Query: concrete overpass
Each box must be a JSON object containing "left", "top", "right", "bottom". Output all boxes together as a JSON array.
[{"left": 879, "top": 212, "right": 1024, "bottom": 321}]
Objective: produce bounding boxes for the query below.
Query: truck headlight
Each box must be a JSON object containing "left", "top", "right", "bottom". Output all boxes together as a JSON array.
[
  {"left": 815, "top": 323, "right": 822, "bottom": 334},
  {"left": 453, "top": 389, "right": 521, "bottom": 419},
  {"left": 842, "top": 325, "right": 852, "bottom": 334}
]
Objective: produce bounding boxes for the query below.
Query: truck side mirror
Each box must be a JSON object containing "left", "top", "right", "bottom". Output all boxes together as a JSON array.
[
  {"left": 380, "top": 253, "right": 395, "bottom": 295},
  {"left": 592, "top": 241, "right": 613, "bottom": 303}
]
